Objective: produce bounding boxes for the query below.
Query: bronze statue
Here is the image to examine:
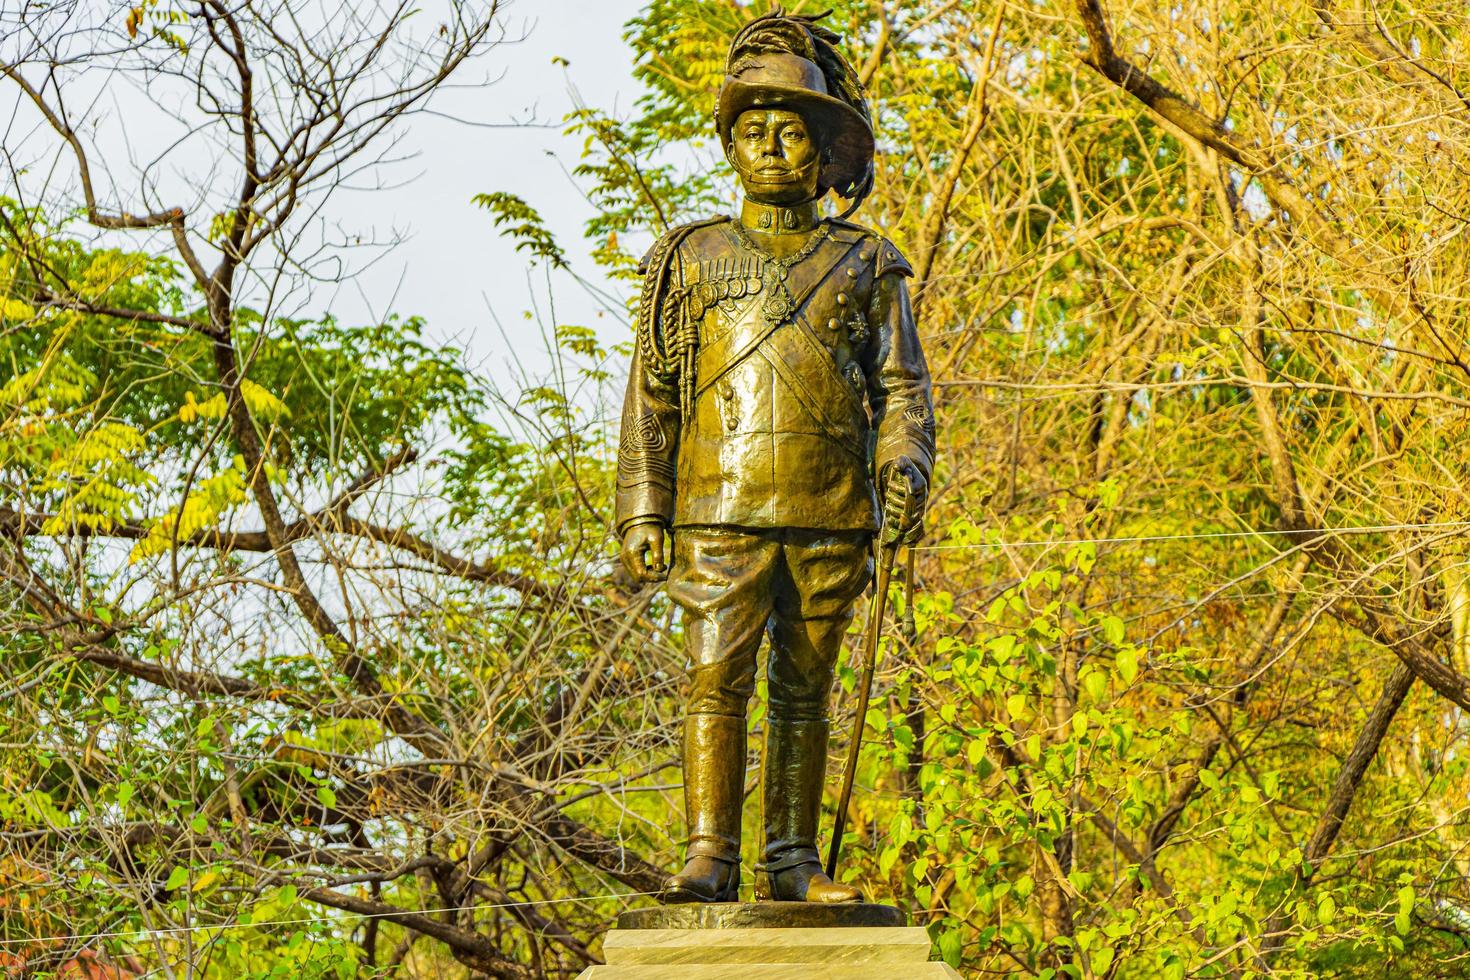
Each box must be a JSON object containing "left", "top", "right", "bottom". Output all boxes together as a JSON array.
[{"left": 616, "top": 9, "right": 935, "bottom": 906}]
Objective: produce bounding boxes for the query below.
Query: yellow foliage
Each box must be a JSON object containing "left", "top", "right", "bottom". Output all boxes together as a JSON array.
[
  {"left": 178, "top": 390, "right": 227, "bottom": 423},
  {"left": 240, "top": 379, "right": 290, "bottom": 420},
  {"left": 0, "top": 364, "right": 88, "bottom": 412},
  {"left": 177, "top": 383, "right": 288, "bottom": 423},
  {"left": 129, "top": 463, "right": 247, "bottom": 561},
  {"left": 80, "top": 251, "right": 147, "bottom": 292},
  {"left": 38, "top": 421, "right": 151, "bottom": 534},
  {"left": 0, "top": 298, "right": 34, "bottom": 320}
]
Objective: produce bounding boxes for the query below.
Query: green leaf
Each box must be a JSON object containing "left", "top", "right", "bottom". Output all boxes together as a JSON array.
[
  {"left": 1081, "top": 666, "right": 1107, "bottom": 701},
  {"left": 316, "top": 785, "right": 337, "bottom": 809},
  {"left": 936, "top": 927, "right": 963, "bottom": 967},
  {"left": 1115, "top": 647, "right": 1139, "bottom": 684},
  {"left": 1005, "top": 693, "right": 1029, "bottom": 720},
  {"left": 164, "top": 865, "right": 190, "bottom": 891},
  {"left": 471, "top": 192, "right": 569, "bottom": 269}
]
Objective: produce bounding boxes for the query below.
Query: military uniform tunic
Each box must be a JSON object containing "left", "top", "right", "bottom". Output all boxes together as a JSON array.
[{"left": 616, "top": 213, "right": 935, "bottom": 722}]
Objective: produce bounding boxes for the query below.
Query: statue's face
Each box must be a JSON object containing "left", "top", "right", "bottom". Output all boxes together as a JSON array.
[{"left": 728, "top": 107, "right": 822, "bottom": 206}]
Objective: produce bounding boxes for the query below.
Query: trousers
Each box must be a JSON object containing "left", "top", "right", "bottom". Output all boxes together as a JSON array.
[{"left": 665, "top": 526, "right": 872, "bottom": 721}]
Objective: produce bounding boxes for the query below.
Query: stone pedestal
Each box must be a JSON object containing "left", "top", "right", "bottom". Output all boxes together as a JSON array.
[{"left": 576, "top": 904, "right": 962, "bottom": 979}]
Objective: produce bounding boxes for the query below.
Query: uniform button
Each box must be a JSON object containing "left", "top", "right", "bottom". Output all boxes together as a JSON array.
[
  {"left": 828, "top": 317, "right": 840, "bottom": 330},
  {"left": 836, "top": 292, "right": 849, "bottom": 306},
  {"left": 846, "top": 268, "right": 858, "bottom": 279}
]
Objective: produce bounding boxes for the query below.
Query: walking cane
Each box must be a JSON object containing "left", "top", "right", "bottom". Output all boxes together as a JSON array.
[{"left": 825, "top": 461, "right": 916, "bottom": 880}]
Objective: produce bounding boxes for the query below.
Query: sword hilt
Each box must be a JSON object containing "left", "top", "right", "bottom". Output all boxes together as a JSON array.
[{"left": 881, "top": 454, "right": 918, "bottom": 545}]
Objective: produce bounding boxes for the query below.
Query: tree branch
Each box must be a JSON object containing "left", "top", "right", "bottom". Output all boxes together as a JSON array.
[
  {"left": 28, "top": 288, "right": 218, "bottom": 338},
  {"left": 0, "top": 66, "right": 213, "bottom": 289},
  {"left": 300, "top": 886, "right": 535, "bottom": 980},
  {"left": 1257, "top": 661, "right": 1416, "bottom": 961}
]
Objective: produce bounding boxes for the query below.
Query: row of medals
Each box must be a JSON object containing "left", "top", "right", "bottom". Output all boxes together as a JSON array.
[
  {"left": 685, "top": 253, "right": 865, "bottom": 348},
  {"left": 686, "top": 256, "right": 767, "bottom": 318}
]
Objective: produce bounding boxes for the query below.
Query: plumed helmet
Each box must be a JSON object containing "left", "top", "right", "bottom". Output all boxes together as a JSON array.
[{"left": 715, "top": 7, "right": 875, "bottom": 210}]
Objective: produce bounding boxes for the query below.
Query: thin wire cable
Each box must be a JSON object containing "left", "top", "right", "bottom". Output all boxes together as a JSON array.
[
  {"left": 0, "top": 890, "right": 663, "bottom": 949},
  {"left": 932, "top": 376, "right": 1470, "bottom": 408},
  {"left": 918, "top": 519, "right": 1470, "bottom": 551}
]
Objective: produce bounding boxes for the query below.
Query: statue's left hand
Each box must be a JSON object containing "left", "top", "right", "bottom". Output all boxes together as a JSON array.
[{"left": 881, "top": 457, "right": 927, "bottom": 544}]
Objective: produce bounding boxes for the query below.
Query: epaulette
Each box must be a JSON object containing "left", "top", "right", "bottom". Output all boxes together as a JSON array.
[
  {"left": 822, "top": 216, "right": 867, "bottom": 243},
  {"left": 874, "top": 238, "right": 914, "bottom": 279},
  {"left": 824, "top": 220, "right": 911, "bottom": 276},
  {"left": 825, "top": 216, "right": 870, "bottom": 233},
  {"left": 636, "top": 215, "right": 730, "bottom": 276}
]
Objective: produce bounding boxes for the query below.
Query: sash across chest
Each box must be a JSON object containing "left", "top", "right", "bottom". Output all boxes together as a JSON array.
[{"left": 691, "top": 237, "right": 869, "bottom": 459}]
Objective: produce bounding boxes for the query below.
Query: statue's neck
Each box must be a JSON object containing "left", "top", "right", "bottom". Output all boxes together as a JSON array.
[{"left": 739, "top": 198, "right": 822, "bottom": 235}]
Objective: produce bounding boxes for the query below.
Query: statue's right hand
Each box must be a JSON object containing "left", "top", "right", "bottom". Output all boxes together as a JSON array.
[{"left": 621, "top": 521, "right": 669, "bottom": 583}]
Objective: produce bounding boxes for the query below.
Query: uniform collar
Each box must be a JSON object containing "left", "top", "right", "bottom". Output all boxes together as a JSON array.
[{"left": 739, "top": 198, "right": 821, "bottom": 234}]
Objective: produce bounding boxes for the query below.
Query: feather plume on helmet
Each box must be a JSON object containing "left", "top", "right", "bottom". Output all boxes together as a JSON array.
[{"left": 716, "top": 7, "right": 875, "bottom": 215}]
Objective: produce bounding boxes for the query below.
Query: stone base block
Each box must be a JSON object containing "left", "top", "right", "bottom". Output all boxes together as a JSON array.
[
  {"left": 575, "top": 924, "right": 962, "bottom": 979},
  {"left": 577, "top": 966, "right": 963, "bottom": 979}
]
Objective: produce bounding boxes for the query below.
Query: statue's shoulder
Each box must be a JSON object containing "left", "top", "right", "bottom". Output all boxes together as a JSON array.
[
  {"left": 824, "top": 218, "right": 913, "bottom": 278},
  {"left": 824, "top": 216, "right": 875, "bottom": 242},
  {"left": 637, "top": 215, "right": 731, "bottom": 275}
]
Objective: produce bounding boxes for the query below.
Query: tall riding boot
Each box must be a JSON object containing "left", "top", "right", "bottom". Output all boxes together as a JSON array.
[
  {"left": 663, "top": 713, "right": 745, "bottom": 903},
  {"left": 756, "top": 718, "right": 862, "bottom": 903}
]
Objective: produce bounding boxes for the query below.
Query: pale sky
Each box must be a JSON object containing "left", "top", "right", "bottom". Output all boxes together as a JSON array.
[
  {"left": 325, "top": 0, "right": 650, "bottom": 380},
  {"left": 5, "top": 0, "right": 653, "bottom": 390}
]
